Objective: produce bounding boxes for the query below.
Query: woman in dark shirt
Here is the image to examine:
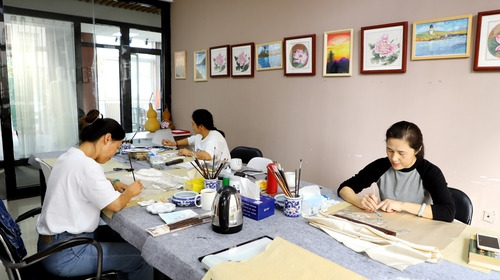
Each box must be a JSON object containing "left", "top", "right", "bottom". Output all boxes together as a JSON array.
[{"left": 338, "top": 121, "right": 455, "bottom": 222}]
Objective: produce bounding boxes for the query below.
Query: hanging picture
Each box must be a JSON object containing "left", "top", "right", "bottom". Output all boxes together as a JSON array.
[
  {"left": 323, "top": 29, "right": 353, "bottom": 77},
  {"left": 174, "top": 50, "right": 186, "bottom": 80},
  {"left": 283, "top": 34, "right": 316, "bottom": 76},
  {"left": 412, "top": 14, "right": 472, "bottom": 60},
  {"left": 209, "top": 45, "right": 230, "bottom": 78},
  {"left": 256, "top": 41, "right": 283, "bottom": 71},
  {"left": 193, "top": 49, "right": 207, "bottom": 82},
  {"left": 231, "top": 42, "right": 255, "bottom": 77},
  {"left": 361, "top": 22, "right": 408, "bottom": 74},
  {"left": 474, "top": 9, "right": 500, "bottom": 71}
]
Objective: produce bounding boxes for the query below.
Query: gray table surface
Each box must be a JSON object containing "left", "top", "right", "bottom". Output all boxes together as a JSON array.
[{"left": 30, "top": 152, "right": 500, "bottom": 280}]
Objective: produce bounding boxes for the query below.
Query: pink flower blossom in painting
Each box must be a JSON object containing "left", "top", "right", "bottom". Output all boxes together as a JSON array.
[
  {"left": 496, "top": 35, "right": 500, "bottom": 52},
  {"left": 236, "top": 51, "right": 249, "bottom": 67},
  {"left": 292, "top": 49, "right": 308, "bottom": 66},
  {"left": 374, "top": 34, "right": 399, "bottom": 57},
  {"left": 213, "top": 53, "right": 226, "bottom": 72}
]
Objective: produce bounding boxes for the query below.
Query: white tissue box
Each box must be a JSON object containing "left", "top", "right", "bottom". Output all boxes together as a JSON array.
[{"left": 241, "top": 195, "right": 275, "bottom": 221}]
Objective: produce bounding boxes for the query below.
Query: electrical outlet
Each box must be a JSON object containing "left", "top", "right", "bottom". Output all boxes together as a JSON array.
[{"left": 482, "top": 211, "right": 496, "bottom": 223}]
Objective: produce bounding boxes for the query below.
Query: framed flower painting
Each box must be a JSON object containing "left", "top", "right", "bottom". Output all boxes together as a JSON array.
[
  {"left": 231, "top": 42, "right": 255, "bottom": 77},
  {"left": 209, "top": 45, "right": 230, "bottom": 78},
  {"left": 360, "top": 22, "right": 408, "bottom": 74},
  {"left": 283, "top": 34, "right": 316, "bottom": 76},
  {"left": 474, "top": 9, "right": 500, "bottom": 71}
]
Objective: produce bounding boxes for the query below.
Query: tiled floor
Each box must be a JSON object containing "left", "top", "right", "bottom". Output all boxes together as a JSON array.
[{"left": 1, "top": 196, "right": 41, "bottom": 280}]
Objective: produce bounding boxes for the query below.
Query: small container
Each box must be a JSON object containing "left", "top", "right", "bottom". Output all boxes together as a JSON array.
[
  {"left": 284, "top": 195, "right": 302, "bottom": 218},
  {"left": 204, "top": 178, "right": 220, "bottom": 190},
  {"left": 266, "top": 163, "right": 278, "bottom": 194}
]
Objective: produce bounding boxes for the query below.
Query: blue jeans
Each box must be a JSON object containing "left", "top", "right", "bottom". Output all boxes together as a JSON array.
[{"left": 37, "top": 226, "right": 153, "bottom": 280}]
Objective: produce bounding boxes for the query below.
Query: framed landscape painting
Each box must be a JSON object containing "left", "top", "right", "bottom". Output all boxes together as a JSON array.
[
  {"left": 231, "top": 42, "right": 255, "bottom": 77},
  {"left": 412, "top": 14, "right": 472, "bottom": 60},
  {"left": 323, "top": 29, "right": 353, "bottom": 77},
  {"left": 474, "top": 9, "right": 500, "bottom": 71},
  {"left": 209, "top": 45, "right": 230, "bottom": 78},
  {"left": 174, "top": 50, "right": 186, "bottom": 80},
  {"left": 361, "top": 21, "right": 407, "bottom": 74},
  {"left": 193, "top": 49, "right": 207, "bottom": 82},
  {"left": 283, "top": 34, "right": 316, "bottom": 76},
  {"left": 256, "top": 41, "right": 283, "bottom": 71}
]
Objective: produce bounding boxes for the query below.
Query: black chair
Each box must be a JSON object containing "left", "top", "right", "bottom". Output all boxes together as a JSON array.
[
  {"left": 0, "top": 204, "right": 106, "bottom": 280},
  {"left": 230, "top": 146, "right": 263, "bottom": 164},
  {"left": 449, "top": 187, "right": 473, "bottom": 225}
]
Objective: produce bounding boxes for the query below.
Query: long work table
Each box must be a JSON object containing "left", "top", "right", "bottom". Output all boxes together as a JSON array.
[{"left": 31, "top": 152, "right": 500, "bottom": 280}]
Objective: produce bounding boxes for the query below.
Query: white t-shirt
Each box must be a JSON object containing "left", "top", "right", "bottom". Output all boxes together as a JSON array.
[
  {"left": 37, "top": 147, "right": 120, "bottom": 235},
  {"left": 187, "top": 130, "right": 231, "bottom": 161}
]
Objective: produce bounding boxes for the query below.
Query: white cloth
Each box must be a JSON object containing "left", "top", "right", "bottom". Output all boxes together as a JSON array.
[
  {"left": 305, "top": 212, "right": 443, "bottom": 271},
  {"left": 37, "top": 147, "right": 120, "bottom": 235},
  {"left": 188, "top": 130, "right": 231, "bottom": 160}
]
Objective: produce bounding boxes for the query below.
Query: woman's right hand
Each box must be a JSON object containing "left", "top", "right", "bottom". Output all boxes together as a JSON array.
[
  {"left": 162, "top": 139, "right": 176, "bottom": 146},
  {"left": 127, "top": 180, "right": 144, "bottom": 197},
  {"left": 360, "top": 193, "right": 380, "bottom": 212}
]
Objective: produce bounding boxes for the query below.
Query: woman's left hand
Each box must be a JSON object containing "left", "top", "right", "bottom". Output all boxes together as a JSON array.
[
  {"left": 377, "top": 199, "right": 403, "bottom": 213},
  {"left": 113, "top": 181, "right": 127, "bottom": 193}
]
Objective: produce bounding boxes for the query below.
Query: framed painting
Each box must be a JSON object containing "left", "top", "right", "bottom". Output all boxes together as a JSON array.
[
  {"left": 323, "top": 29, "right": 353, "bottom": 77},
  {"left": 283, "top": 34, "right": 316, "bottom": 76},
  {"left": 209, "top": 45, "right": 230, "bottom": 78},
  {"left": 255, "top": 41, "right": 283, "bottom": 71},
  {"left": 231, "top": 42, "right": 255, "bottom": 77},
  {"left": 193, "top": 49, "right": 207, "bottom": 82},
  {"left": 474, "top": 9, "right": 500, "bottom": 71},
  {"left": 174, "top": 50, "right": 186, "bottom": 80},
  {"left": 361, "top": 21, "right": 407, "bottom": 74},
  {"left": 412, "top": 14, "right": 472, "bottom": 60}
]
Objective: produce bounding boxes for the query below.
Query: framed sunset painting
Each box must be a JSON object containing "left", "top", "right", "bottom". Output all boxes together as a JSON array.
[{"left": 323, "top": 29, "right": 353, "bottom": 76}]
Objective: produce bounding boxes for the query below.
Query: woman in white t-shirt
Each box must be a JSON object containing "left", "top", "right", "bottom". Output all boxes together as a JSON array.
[
  {"left": 36, "top": 110, "right": 153, "bottom": 279},
  {"left": 162, "top": 109, "right": 231, "bottom": 161}
]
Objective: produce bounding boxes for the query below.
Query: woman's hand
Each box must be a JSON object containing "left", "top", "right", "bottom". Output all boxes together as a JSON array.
[
  {"left": 360, "top": 193, "right": 380, "bottom": 212},
  {"left": 127, "top": 180, "right": 144, "bottom": 197},
  {"left": 377, "top": 199, "right": 403, "bottom": 213},
  {"left": 177, "top": 148, "right": 191, "bottom": 157},
  {"left": 162, "top": 139, "right": 176, "bottom": 146},
  {"left": 113, "top": 181, "right": 128, "bottom": 193}
]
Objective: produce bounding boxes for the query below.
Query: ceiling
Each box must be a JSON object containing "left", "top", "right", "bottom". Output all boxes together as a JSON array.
[{"left": 77, "top": 0, "right": 172, "bottom": 14}]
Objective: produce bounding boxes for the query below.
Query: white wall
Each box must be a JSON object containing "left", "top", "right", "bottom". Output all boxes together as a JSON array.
[{"left": 170, "top": 0, "right": 500, "bottom": 231}]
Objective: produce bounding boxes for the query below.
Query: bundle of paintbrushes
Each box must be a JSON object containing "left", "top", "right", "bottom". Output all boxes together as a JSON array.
[
  {"left": 270, "top": 159, "right": 302, "bottom": 198},
  {"left": 190, "top": 156, "right": 227, "bottom": 179}
]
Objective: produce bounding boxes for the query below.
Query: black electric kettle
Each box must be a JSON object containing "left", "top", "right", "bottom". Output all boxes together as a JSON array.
[{"left": 211, "top": 186, "right": 243, "bottom": 234}]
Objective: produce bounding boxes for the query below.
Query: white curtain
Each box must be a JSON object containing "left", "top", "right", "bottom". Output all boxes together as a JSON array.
[{"left": 5, "top": 15, "right": 78, "bottom": 159}]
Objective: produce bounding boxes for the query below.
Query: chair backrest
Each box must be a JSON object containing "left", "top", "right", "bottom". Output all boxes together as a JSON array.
[
  {"left": 230, "top": 146, "right": 263, "bottom": 164},
  {"left": 449, "top": 187, "right": 473, "bottom": 225},
  {"left": 247, "top": 157, "right": 273, "bottom": 172},
  {"left": 35, "top": 158, "right": 52, "bottom": 204}
]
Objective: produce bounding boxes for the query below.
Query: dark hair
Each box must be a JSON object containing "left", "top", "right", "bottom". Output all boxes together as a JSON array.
[
  {"left": 78, "top": 110, "right": 125, "bottom": 143},
  {"left": 192, "top": 109, "right": 225, "bottom": 137},
  {"left": 386, "top": 121, "right": 424, "bottom": 159}
]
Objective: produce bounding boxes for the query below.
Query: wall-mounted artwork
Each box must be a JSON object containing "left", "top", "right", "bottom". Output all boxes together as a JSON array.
[
  {"left": 255, "top": 41, "right": 283, "bottom": 71},
  {"left": 474, "top": 9, "right": 500, "bottom": 71},
  {"left": 323, "top": 29, "right": 353, "bottom": 77},
  {"left": 412, "top": 14, "right": 472, "bottom": 60},
  {"left": 194, "top": 49, "right": 207, "bottom": 82},
  {"left": 361, "top": 22, "right": 407, "bottom": 74},
  {"left": 209, "top": 45, "right": 230, "bottom": 78},
  {"left": 174, "top": 50, "right": 186, "bottom": 80},
  {"left": 231, "top": 42, "right": 254, "bottom": 77},
  {"left": 283, "top": 34, "right": 316, "bottom": 76}
]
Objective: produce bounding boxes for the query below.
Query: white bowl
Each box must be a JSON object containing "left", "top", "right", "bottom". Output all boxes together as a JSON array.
[
  {"left": 274, "top": 194, "right": 286, "bottom": 210},
  {"left": 172, "top": 191, "right": 200, "bottom": 207}
]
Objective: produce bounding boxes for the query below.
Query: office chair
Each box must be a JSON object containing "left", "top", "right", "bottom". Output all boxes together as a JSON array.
[
  {"left": 449, "top": 187, "right": 473, "bottom": 225},
  {"left": 230, "top": 146, "right": 263, "bottom": 164},
  {"left": 0, "top": 201, "right": 107, "bottom": 280}
]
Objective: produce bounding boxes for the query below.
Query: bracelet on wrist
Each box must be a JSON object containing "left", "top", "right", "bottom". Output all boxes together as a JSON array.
[{"left": 111, "top": 178, "right": 120, "bottom": 186}]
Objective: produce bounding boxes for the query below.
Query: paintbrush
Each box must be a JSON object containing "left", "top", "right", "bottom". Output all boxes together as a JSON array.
[{"left": 128, "top": 153, "right": 136, "bottom": 181}]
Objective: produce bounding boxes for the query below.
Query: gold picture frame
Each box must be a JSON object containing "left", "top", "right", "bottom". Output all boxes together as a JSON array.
[{"left": 174, "top": 50, "right": 186, "bottom": 80}]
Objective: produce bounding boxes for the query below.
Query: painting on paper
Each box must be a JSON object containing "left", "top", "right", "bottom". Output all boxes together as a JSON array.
[{"left": 323, "top": 29, "right": 353, "bottom": 76}]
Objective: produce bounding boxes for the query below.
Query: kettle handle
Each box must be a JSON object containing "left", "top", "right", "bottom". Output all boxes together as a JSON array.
[{"left": 218, "top": 188, "right": 230, "bottom": 232}]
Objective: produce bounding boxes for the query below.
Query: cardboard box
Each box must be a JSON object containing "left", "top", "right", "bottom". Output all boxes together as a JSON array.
[{"left": 241, "top": 195, "right": 275, "bottom": 221}]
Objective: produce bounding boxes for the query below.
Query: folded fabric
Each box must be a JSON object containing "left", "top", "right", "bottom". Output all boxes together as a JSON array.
[
  {"left": 202, "top": 236, "right": 366, "bottom": 280},
  {"left": 305, "top": 213, "right": 443, "bottom": 271}
]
